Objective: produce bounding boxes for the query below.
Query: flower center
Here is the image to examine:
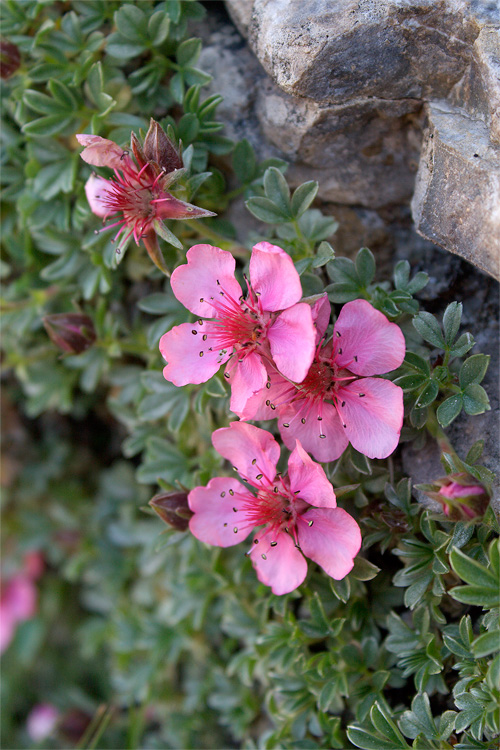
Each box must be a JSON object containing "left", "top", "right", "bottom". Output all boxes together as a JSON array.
[{"left": 205, "top": 280, "right": 270, "bottom": 353}]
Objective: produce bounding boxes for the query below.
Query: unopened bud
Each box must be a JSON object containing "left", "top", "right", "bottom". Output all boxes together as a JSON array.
[
  {"left": 149, "top": 491, "right": 192, "bottom": 531},
  {"left": 42, "top": 313, "right": 96, "bottom": 355},
  {"left": 419, "top": 473, "right": 489, "bottom": 521},
  {"left": 0, "top": 39, "right": 21, "bottom": 79},
  {"left": 142, "top": 119, "right": 182, "bottom": 173}
]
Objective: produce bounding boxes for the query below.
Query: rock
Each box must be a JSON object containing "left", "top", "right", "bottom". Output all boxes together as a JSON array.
[
  {"left": 411, "top": 101, "right": 500, "bottom": 280},
  {"left": 257, "top": 81, "right": 424, "bottom": 207},
  {"left": 228, "top": 0, "right": 481, "bottom": 104},
  {"left": 451, "top": 26, "right": 500, "bottom": 145}
]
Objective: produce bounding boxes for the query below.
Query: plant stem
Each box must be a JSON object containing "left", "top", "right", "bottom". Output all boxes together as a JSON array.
[{"left": 426, "top": 407, "right": 461, "bottom": 462}]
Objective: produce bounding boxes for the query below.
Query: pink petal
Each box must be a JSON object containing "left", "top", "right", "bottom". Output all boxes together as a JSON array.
[
  {"left": 288, "top": 441, "right": 337, "bottom": 508},
  {"left": 228, "top": 352, "right": 267, "bottom": 416},
  {"left": 159, "top": 322, "right": 231, "bottom": 386},
  {"left": 297, "top": 507, "right": 361, "bottom": 579},
  {"left": 235, "top": 367, "right": 292, "bottom": 421},
  {"left": 3, "top": 575, "right": 37, "bottom": 621},
  {"left": 250, "top": 242, "right": 302, "bottom": 311},
  {"left": 84, "top": 174, "right": 110, "bottom": 218},
  {"left": 268, "top": 303, "right": 315, "bottom": 382},
  {"left": 188, "top": 477, "right": 252, "bottom": 547},
  {"left": 76, "top": 134, "right": 128, "bottom": 170},
  {"left": 250, "top": 528, "right": 307, "bottom": 595},
  {"left": 279, "top": 400, "right": 349, "bottom": 463},
  {"left": 337, "top": 377, "right": 404, "bottom": 459},
  {"left": 310, "top": 293, "right": 331, "bottom": 343},
  {"left": 212, "top": 422, "right": 280, "bottom": 487},
  {"left": 27, "top": 704, "right": 59, "bottom": 742},
  {"left": 333, "top": 299, "right": 406, "bottom": 375},
  {"left": 0, "top": 609, "right": 15, "bottom": 653},
  {"left": 171, "top": 244, "right": 242, "bottom": 317}
]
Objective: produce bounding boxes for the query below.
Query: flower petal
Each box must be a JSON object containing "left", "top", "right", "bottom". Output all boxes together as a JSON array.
[
  {"left": 268, "top": 303, "right": 315, "bottom": 382},
  {"left": 84, "top": 174, "right": 110, "bottom": 218},
  {"left": 188, "top": 478, "right": 252, "bottom": 547},
  {"left": 310, "top": 293, "right": 331, "bottom": 344},
  {"left": 171, "top": 244, "right": 242, "bottom": 317},
  {"left": 160, "top": 322, "right": 231, "bottom": 386},
  {"left": 337, "top": 377, "right": 404, "bottom": 459},
  {"left": 212, "top": 422, "right": 280, "bottom": 487},
  {"left": 250, "top": 528, "right": 307, "bottom": 595},
  {"left": 279, "top": 400, "right": 349, "bottom": 463},
  {"left": 235, "top": 366, "right": 292, "bottom": 421},
  {"left": 228, "top": 351, "right": 267, "bottom": 416},
  {"left": 155, "top": 195, "right": 216, "bottom": 220},
  {"left": 76, "top": 134, "right": 128, "bottom": 170},
  {"left": 250, "top": 242, "right": 302, "bottom": 311},
  {"left": 297, "top": 507, "right": 361, "bottom": 580},
  {"left": 288, "top": 440, "right": 337, "bottom": 508},
  {"left": 333, "top": 299, "right": 406, "bottom": 375}
]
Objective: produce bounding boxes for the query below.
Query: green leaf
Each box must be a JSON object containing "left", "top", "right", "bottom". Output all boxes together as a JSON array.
[
  {"left": 47, "top": 79, "right": 77, "bottom": 109},
  {"left": 394, "top": 373, "right": 428, "bottom": 391},
  {"left": 459, "top": 354, "right": 490, "bottom": 388},
  {"left": 472, "top": 629, "right": 500, "bottom": 658},
  {"left": 148, "top": 10, "right": 170, "bottom": 46},
  {"left": 330, "top": 576, "right": 350, "bottom": 603},
  {"left": 23, "top": 115, "right": 73, "bottom": 137},
  {"left": 351, "top": 557, "right": 380, "bottom": 581},
  {"left": 393, "top": 260, "right": 410, "bottom": 289},
  {"left": 232, "top": 139, "right": 256, "bottom": 183},
  {"left": 245, "top": 196, "right": 290, "bottom": 223},
  {"left": 153, "top": 220, "right": 182, "bottom": 250},
  {"left": 115, "top": 4, "right": 147, "bottom": 41},
  {"left": 404, "top": 352, "right": 430, "bottom": 376},
  {"left": 291, "top": 181, "right": 318, "bottom": 218},
  {"left": 449, "top": 332, "right": 475, "bottom": 358},
  {"left": 450, "top": 547, "right": 496, "bottom": 588},
  {"left": 415, "top": 379, "right": 439, "bottom": 408},
  {"left": 355, "top": 247, "right": 376, "bottom": 286},
  {"left": 24, "top": 89, "right": 62, "bottom": 115},
  {"left": 177, "top": 38, "right": 202, "bottom": 67},
  {"left": 443, "top": 301, "right": 462, "bottom": 346},
  {"left": 311, "top": 241, "right": 335, "bottom": 267},
  {"left": 436, "top": 394, "right": 463, "bottom": 427},
  {"left": 412, "top": 312, "right": 445, "bottom": 348},
  {"left": 462, "top": 384, "right": 490, "bottom": 415},
  {"left": 263, "top": 167, "right": 291, "bottom": 218}
]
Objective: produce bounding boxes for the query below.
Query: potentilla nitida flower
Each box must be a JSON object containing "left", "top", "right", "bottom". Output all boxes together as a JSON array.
[
  {"left": 420, "top": 473, "right": 489, "bottom": 520},
  {"left": 242, "top": 299, "right": 406, "bottom": 462},
  {"left": 76, "top": 119, "right": 215, "bottom": 273},
  {"left": 159, "top": 242, "right": 321, "bottom": 414},
  {"left": 188, "top": 421, "right": 361, "bottom": 595}
]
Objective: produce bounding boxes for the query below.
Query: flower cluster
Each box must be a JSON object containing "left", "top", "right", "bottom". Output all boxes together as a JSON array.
[
  {"left": 77, "top": 119, "right": 215, "bottom": 273},
  {"left": 158, "top": 242, "right": 406, "bottom": 593}
]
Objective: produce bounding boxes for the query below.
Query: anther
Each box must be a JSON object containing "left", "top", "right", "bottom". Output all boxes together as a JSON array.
[
  {"left": 224, "top": 523, "right": 227, "bottom": 527},
  {"left": 266, "top": 382, "right": 271, "bottom": 390},
  {"left": 216, "top": 279, "right": 220, "bottom": 285},
  {"left": 270, "top": 404, "right": 276, "bottom": 410},
  {"left": 220, "top": 492, "right": 226, "bottom": 497},
  {"left": 354, "top": 355, "right": 358, "bottom": 362},
  {"left": 233, "top": 527, "right": 238, "bottom": 534},
  {"left": 233, "top": 507, "right": 237, "bottom": 512},
  {"left": 341, "top": 401, "right": 345, "bottom": 407},
  {"left": 308, "top": 520, "right": 314, "bottom": 527},
  {"left": 224, "top": 373, "right": 230, "bottom": 379},
  {"left": 338, "top": 347, "right": 343, "bottom": 354},
  {"left": 343, "top": 423, "right": 347, "bottom": 428},
  {"left": 283, "top": 423, "right": 289, "bottom": 428},
  {"left": 198, "top": 320, "right": 203, "bottom": 325},
  {"left": 273, "top": 487, "right": 278, "bottom": 493},
  {"left": 199, "top": 297, "right": 204, "bottom": 302},
  {"left": 270, "top": 541, "right": 277, "bottom": 547},
  {"left": 253, "top": 538, "right": 259, "bottom": 544},
  {"left": 256, "top": 473, "right": 263, "bottom": 480},
  {"left": 199, "top": 351, "right": 204, "bottom": 357},
  {"left": 319, "top": 434, "right": 326, "bottom": 439},
  {"left": 261, "top": 553, "right": 267, "bottom": 560},
  {"left": 191, "top": 330, "right": 197, "bottom": 335},
  {"left": 359, "top": 393, "right": 365, "bottom": 397},
  {"left": 229, "top": 489, "right": 234, "bottom": 496},
  {"left": 203, "top": 334, "right": 207, "bottom": 341},
  {"left": 301, "top": 418, "right": 306, "bottom": 424},
  {"left": 251, "top": 458, "right": 257, "bottom": 465},
  {"left": 336, "top": 331, "right": 341, "bottom": 337},
  {"left": 317, "top": 416, "right": 322, "bottom": 421},
  {"left": 266, "top": 400, "right": 270, "bottom": 406}
]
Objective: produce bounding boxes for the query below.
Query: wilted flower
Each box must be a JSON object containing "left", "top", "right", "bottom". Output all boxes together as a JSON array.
[
  {"left": 159, "top": 242, "right": 320, "bottom": 415},
  {"left": 188, "top": 421, "right": 361, "bottom": 595},
  {"left": 43, "top": 312, "right": 96, "bottom": 354},
  {"left": 149, "top": 491, "right": 192, "bottom": 531},
  {"left": 420, "top": 473, "right": 489, "bottom": 520},
  {"left": 0, "top": 39, "right": 21, "bottom": 79},
  {"left": 76, "top": 119, "right": 215, "bottom": 273},
  {"left": 241, "top": 299, "right": 405, "bottom": 462},
  {"left": 27, "top": 704, "right": 59, "bottom": 742}
]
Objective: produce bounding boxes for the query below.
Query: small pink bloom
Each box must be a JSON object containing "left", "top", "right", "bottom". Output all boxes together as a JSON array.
[
  {"left": 27, "top": 704, "right": 59, "bottom": 742},
  {"left": 159, "top": 243, "right": 319, "bottom": 412},
  {"left": 188, "top": 422, "right": 361, "bottom": 595},
  {"left": 76, "top": 131, "right": 215, "bottom": 270},
  {"left": 0, "top": 573, "right": 37, "bottom": 653},
  {"left": 430, "top": 475, "right": 489, "bottom": 520},
  {"left": 241, "top": 299, "right": 405, "bottom": 462}
]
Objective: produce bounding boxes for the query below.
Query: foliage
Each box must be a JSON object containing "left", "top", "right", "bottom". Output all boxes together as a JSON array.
[{"left": 1, "top": 2, "right": 498, "bottom": 749}]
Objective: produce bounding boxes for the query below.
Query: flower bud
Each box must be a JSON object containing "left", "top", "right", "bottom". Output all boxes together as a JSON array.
[
  {"left": 142, "top": 119, "right": 183, "bottom": 173},
  {"left": 420, "top": 473, "right": 489, "bottom": 520},
  {"left": 149, "top": 491, "right": 192, "bottom": 531},
  {"left": 0, "top": 39, "right": 21, "bottom": 79},
  {"left": 43, "top": 313, "right": 96, "bottom": 355}
]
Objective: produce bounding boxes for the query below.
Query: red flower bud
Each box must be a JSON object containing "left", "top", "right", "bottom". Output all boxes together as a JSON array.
[
  {"left": 142, "top": 119, "right": 183, "bottom": 173},
  {"left": 419, "top": 472, "right": 489, "bottom": 521},
  {"left": 0, "top": 39, "right": 21, "bottom": 79},
  {"left": 149, "top": 491, "right": 192, "bottom": 531},
  {"left": 42, "top": 313, "right": 96, "bottom": 355}
]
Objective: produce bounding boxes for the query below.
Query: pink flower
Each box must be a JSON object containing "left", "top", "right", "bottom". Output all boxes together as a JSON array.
[
  {"left": 242, "top": 299, "right": 405, "bottom": 462},
  {"left": 76, "top": 127, "right": 215, "bottom": 272},
  {"left": 159, "top": 242, "right": 320, "bottom": 414},
  {"left": 0, "top": 573, "right": 37, "bottom": 653},
  {"left": 188, "top": 421, "right": 361, "bottom": 595},
  {"left": 427, "top": 475, "right": 489, "bottom": 520},
  {"left": 27, "top": 704, "right": 59, "bottom": 742}
]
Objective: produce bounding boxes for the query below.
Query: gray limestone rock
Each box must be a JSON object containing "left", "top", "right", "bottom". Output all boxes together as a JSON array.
[{"left": 411, "top": 101, "right": 500, "bottom": 279}]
